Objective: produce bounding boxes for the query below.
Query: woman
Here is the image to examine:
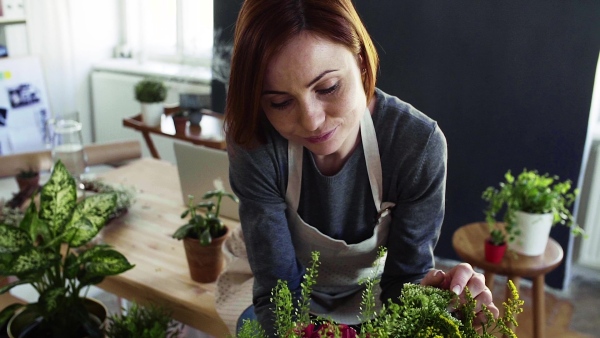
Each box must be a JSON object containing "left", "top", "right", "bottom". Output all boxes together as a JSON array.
[{"left": 223, "top": 0, "right": 498, "bottom": 335}]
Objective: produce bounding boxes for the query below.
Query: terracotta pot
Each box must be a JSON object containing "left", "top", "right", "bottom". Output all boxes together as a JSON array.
[
  {"left": 484, "top": 239, "right": 507, "bottom": 264},
  {"left": 16, "top": 173, "right": 40, "bottom": 192},
  {"left": 173, "top": 115, "right": 189, "bottom": 134},
  {"left": 7, "top": 298, "right": 107, "bottom": 338},
  {"left": 183, "top": 226, "right": 229, "bottom": 283}
]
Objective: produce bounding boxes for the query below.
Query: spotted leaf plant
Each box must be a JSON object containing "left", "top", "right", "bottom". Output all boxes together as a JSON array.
[{"left": 0, "top": 160, "right": 135, "bottom": 338}]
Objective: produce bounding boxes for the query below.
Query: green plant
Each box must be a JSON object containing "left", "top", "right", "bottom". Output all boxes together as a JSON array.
[
  {"left": 172, "top": 183, "right": 239, "bottom": 246},
  {"left": 488, "top": 228, "right": 506, "bottom": 246},
  {"left": 81, "top": 178, "right": 136, "bottom": 221},
  {"left": 235, "top": 248, "right": 524, "bottom": 337},
  {"left": 17, "top": 168, "right": 39, "bottom": 179},
  {"left": 482, "top": 169, "right": 585, "bottom": 243},
  {"left": 134, "top": 78, "right": 167, "bottom": 103},
  {"left": 0, "top": 161, "right": 135, "bottom": 338},
  {"left": 105, "top": 301, "right": 183, "bottom": 338}
]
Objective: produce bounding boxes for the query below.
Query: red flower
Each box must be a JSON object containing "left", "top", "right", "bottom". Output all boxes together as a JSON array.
[{"left": 299, "top": 323, "right": 357, "bottom": 338}]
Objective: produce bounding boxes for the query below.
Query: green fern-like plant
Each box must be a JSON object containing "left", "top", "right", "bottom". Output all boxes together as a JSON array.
[{"left": 235, "top": 248, "right": 524, "bottom": 338}]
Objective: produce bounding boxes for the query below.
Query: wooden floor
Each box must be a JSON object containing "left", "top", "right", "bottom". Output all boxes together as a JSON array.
[{"left": 492, "top": 279, "right": 594, "bottom": 338}]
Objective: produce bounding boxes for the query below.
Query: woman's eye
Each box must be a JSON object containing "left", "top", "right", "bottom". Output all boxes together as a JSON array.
[
  {"left": 317, "top": 82, "right": 339, "bottom": 95},
  {"left": 270, "top": 100, "right": 291, "bottom": 110}
]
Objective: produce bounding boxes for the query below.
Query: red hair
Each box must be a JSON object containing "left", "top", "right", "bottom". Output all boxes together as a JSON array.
[{"left": 224, "top": 0, "right": 379, "bottom": 147}]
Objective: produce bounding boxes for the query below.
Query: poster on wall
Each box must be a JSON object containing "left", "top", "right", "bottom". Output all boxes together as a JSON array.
[{"left": 0, "top": 56, "right": 51, "bottom": 155}]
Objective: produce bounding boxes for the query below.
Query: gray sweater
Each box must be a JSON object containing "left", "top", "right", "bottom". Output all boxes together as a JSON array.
[{"left": 228, "top": 88, "right": 447, "bottom": 334}]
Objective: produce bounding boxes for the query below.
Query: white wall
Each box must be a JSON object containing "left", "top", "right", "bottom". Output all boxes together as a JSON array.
[{"left": 26, "top": 0, "right": 120, "bottom": 144}]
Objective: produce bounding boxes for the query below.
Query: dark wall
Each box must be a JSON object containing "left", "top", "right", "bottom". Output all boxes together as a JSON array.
[{"left": 354, "top": 0, "right": 600, "bottom": 288}]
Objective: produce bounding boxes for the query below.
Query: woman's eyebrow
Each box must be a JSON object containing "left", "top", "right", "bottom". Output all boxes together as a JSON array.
[
  {"left": 306, "top": 70, "right": 337, "bottom": 87},
  {"left": 261, "top": 69, "right": 338, "bottom": 96}
]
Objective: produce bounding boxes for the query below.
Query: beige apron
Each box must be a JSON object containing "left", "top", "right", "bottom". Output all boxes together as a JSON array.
[
  {"left": 215, "top": 109, "right": 395, "bottom": 332},
  {"left": 285, "top": 108, "right": 395, "bottom": 324}
]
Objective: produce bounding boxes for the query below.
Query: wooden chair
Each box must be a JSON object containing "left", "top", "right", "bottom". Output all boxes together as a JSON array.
[{"left": 0, "top": 140, "right": 142, "bottom": 178}]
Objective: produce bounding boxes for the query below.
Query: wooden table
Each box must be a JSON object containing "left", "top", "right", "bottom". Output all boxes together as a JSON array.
[
  {"left": 95, "top": 158, "right": 239, "bottom": 337},
  {"left": 123, "top": 109, "right": 226, "bottom": 159},
  {"left": 452, "top": 222, "right": 563, "bottom": 338}
]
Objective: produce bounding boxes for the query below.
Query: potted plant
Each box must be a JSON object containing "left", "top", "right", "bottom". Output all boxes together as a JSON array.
[
  {"left": 484, "top": 226, "right": 507, "bottom": 264},
  {"left": 172, "top": 182, "right": 239, "bottom": 283},
  {"left": 134, "top": 78, "right": 167, "bottom": 127},
  {"left": 15, "top": 168, "right": 40, "bottom": 193},
  {"left": 236, "top": 249, "right": 524, "bottom": 337},
  {"left": 171, "top": 110, "right": 190, "bottom": 135},
  {"left": 105, "top": 301, "right": 183, "bottom": 338},
  {"left": 482, "top": 169, "right": 586, "bottom": 256},
  {"left": 0, "top": 160, "right": 135, "bottom": 338}
]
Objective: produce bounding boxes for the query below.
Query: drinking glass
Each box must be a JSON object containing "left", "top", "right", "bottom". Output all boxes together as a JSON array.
[{"left": 51, "top": 119, "right": 88, "bottom": 181}]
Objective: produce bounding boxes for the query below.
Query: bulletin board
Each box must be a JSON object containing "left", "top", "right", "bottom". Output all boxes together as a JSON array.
[{"left": 0, "top": 56, "right": 51, "bottom": 155}]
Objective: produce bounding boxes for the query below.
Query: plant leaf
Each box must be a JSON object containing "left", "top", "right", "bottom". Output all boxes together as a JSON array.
[
  {"left": 39, "top": 287, "right": 66, "bottom": 314},
  {"left": 172, "top": 223, "right": 196, "bottom": 240},
  {"left": 200, "top": 228, "right": 212, "bottom": 246},
  {"left": 0, "top": 303, "right": 24, "bottom": 328},
  {"left": 78, "top": 247, "right": 134, "bottom": 285},
  {"left": 0, "top": 223, "right": 32, "bottom": 253},
  {"left": 6, "top": 247, "right": 60, "bottom": 277},
  {"left": 39, "top": 161, "right": 77, "bottom": 236},
  {"left": 64, "top": 193, "right": 117, "bottom": 247}
]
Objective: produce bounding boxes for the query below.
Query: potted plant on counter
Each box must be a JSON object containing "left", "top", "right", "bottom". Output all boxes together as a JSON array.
[
  {"left": 0, "top": 161, "right": 135, "bottom": 338},
  {"left": 482, "top": 169, "right": 586, "bottom": 256},
  {"left": 15, "top": 168, "right": 40, "bottom": 193},
  {"left": 134, "top": 78, "right": 167, "bottom": 127},
  {"left": 172, "top": 180, "right": 239, "bottom": 283}
]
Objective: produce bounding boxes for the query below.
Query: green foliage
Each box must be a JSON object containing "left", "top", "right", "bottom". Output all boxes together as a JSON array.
[
  {"left": 134, "top": 78, "right": 167, "bottom": 103},
  {"left": 17, "top": 167, "right": 39, "bottom": 178},
  {"left": 488, "top": 228, "right": 506, "bottom": 246},
  {"left": 0, "top": 161, "right": 135, "bottom": 338},
  {"left": 105, "top": 302, "right": 183, "bottom": 338},
  {"left": 81, "top": 178, "right": 136, "bottom": 221},
  {"left": 235, "top": 248, "right": 524, "bottom": 338},
  {"left": 172, "top": 184, "right": 239, "bottom": 246},
  {"left": 482, "top": 169, "right": 585, "bottom": 243}
]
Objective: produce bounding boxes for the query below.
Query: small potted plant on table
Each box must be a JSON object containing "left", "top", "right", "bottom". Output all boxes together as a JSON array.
[
  {"left": 484, "top": 226, "right": 507, "bottom": 264},
  {"left": 15, "top": 168, "right": 40, "bottom": 192},
  {"left": 0, "top": 161, "right": 135, "bottom": 338},
  {"left": 134, "top": 78, "right": 167, "bottom": 127},
  {"left": 482, "top": 169, "right": 586, "bottom": 256},
  {"left": 172, "top": 181, "right": 239, "bottom": 283}
]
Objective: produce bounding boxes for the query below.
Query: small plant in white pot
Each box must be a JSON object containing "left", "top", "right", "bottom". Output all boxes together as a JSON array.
[
  {"left": 134, "top": 78, "right": 167, "bottom": 127},
  {"left": 482, "top": 169, "right": 586, "bottom": 256}
]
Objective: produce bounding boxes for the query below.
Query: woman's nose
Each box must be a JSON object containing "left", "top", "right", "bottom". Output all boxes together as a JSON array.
[{"left": 298, "top": 101, "right": 325, "bottom": 132}]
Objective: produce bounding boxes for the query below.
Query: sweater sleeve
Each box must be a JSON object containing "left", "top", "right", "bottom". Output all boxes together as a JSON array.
[
  {"left": 227, "top": 142, "right": 304, "bottom": 336},
  {"left": 380, "top": 124, "right": 447, "bottom": 303}
]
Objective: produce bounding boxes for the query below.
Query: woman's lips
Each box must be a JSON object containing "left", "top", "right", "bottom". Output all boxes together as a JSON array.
[{"left": 305, "top": 128, "right": 336, "bottom": 144}]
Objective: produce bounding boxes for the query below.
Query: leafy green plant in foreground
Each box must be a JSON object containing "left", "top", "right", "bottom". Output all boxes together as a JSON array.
[
  {"left": 0, "top": 161, "right": 135, "bottom": 338},
  {"left": 236, "top": 248, "right": 524, "bottom": 337},
  {"left": 105, "top": 301, "right": 183, "bottom": 338}
]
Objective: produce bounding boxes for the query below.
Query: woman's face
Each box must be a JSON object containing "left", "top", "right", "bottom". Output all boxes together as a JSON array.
[{"left": 261, "top": 32, "right": 367, "bottom": 165}]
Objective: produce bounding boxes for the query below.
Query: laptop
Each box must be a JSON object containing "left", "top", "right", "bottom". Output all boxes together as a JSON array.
[{"left": 173, "top": 142, "right": 239, "bottom": 221}]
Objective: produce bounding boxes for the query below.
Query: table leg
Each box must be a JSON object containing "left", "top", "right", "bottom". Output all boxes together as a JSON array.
[
  {"left": 141, "top": 131, "right": 161, "bottom": 159},
  {"left": 484, "top": 271, "right": 496, "bottom": 293},
  {"left": 533, "top": 274, "right": 545, "bottom": 338}
]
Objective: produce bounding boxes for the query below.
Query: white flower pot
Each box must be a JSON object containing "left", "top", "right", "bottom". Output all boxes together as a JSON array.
[
  {"left": 140, "top": 102, "right": 164, "bottom": 127},
  {"left": 509, "top": 211, "right": 553, "bottom": 256}
]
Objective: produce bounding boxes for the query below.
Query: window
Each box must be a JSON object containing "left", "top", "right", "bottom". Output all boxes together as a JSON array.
[{"left": 122, "top": 0, "right": 213, "bottom": 65}]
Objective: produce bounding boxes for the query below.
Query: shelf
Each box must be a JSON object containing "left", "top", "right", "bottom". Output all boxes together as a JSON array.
[
  {"left": 122, "top": 109, "right": 226, "bottom": 159},
  {"left": 0, "top": 17, "right": 26, "bottom": 25}
]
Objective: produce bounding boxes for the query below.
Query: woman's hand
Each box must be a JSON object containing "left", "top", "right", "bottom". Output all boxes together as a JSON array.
[{"left": 421, "top": 263, "right": 499, "bottom": 324}]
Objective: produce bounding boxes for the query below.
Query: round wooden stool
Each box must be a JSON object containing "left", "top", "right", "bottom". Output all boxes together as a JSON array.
[{"left": 452, "top": 222, "right": 564, "bottom": 338}]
